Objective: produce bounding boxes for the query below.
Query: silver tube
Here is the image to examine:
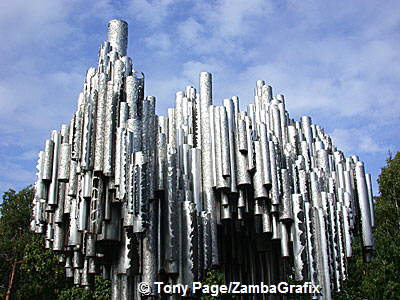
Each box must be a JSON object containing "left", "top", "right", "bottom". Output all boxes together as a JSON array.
[
  {"left": 262, "top": 84, "right": 273, "bottom": 104},
  {"left": 223, "top": 98, "right": 237, "bottom": 193},
  {"left": 287, "top": 125, "right": 298, "bottom": 153},
  {"left": 194, "top": 96, "right": 202, "bottom": 149},
  {"left": 48, "top": 130, "right": 61, "bottom": 206},
  {"left": 259, "top": 124, "right": 272, "bottom": 186},
  {"left": 236, "top": 118, "right": 251, "bottom": 186},
  {"left": 86, "top": 233, "right": 96, "bottom": 257},
  {"left": 237, "top": 118, "right": 247, "bottom": 152},
  {"left": 237, "top": 188, "right": 246, "bottom": 208},
  {"left": 107, "top": 20, "right": 128, "bottom": 56},
  {"left": 191, "top": 148, "right": 202, "bottom": 212},
  {"left": 42, "top": 140, "right": 54, "bottom": 181},
  {"left": 300, "top": 141, "right": 311, "bottom": 172},
  {"left": 271, "top": 214, "right": 281, "bottom": 240},
  {"left": 280, "top": 169, "right": 293, "bottom": 222},
  {"left": 199, "top": 72, "right": 218, "bottom": 266},
  {"left": 310, "top": 172, "right": 322, "bottom": 208},
  {"left": 343, "top": 170, "right": 356, "bottom": 223},
  {"left": 301, "top": 116, "right": 313, "bottom": 157},
  {"left": 213, "top": 106, "right": 223, "bottom": 189},
  {"left": 103, "top": 82, "right": 116, "bottom": 176},
  {"left": 245, "top": 116, "right": 255, "bottom": 171},
  {"left": 168, "top": 108, "right": 176, "bottom": 148},
  {"left": 337, "top": 162, "right": 345, "bottom": 189},
  {"left": 142, "top": 200, "right": 158, "bottom": 294},
  {"left": 58, "top": 143, "right": 71, "bottom": 181},
  {"left": 81, "top": 96, "right": 94, "bottom": 171},
  {"left": 54, "top": 182, "right": 66, "bottom": 223},
  {"left": 271, "top": 104, "right": 282, "bottom": 145},
  {"left": 73, "top": 268, "right": 81, "bottom": 285},
  {"left": 292, "top": 194, "right": 307, "bottom": 281},
  {"left": 335, "top": 202, "right": 347, "bottom": 281},
  {"left": 35, "top": 151, "right": 46, "bottom": 201},
  {"left": 83, "top": 171, "right": 92, "bottom": 199},
  {"left": 181, "top": 201, "right": 198, "bottom": 284},
  {"left": 53, "top": 224, "right": 64, "bottom": 251},
  {"left": 128, "top": 118, "right": 142, "bottom": 154},
  {"left": 317, "top": 149, "right": 329, "bottom": 172},
  {"left": 253, "top": 141, "right": 268, "bottom": 199},
  {"left": 126, "top": 74, "right": 144, "bottom": 119},
  {"left": 68, "top": 160, "right": 78, "bottom": 196},
  {"left": 209, "top": 105, "right": 217, "bottom": 187},
  {"left": 341, "top": 201, "right": 352, "bottom": 258},
  {"left": 355, "top": 162, "right": 374, "bottom": 256},
  {"left": 277, "top": 96, "right": 287, "bottom": 145},
  {"left": 315, "top": 207, "right": 332, "bottom": 300},
  {"left": 118, "top": 130, "right": 127, "bottom": 200},
  {"left": 72, "top": 101, "right": 84, "bottom": 161},
  {"left": 219, "top": 106, "right": 231, "bottom": 178},
  {"left": 68, "top": 197, "right": 82, "bottom": 246},
  {"left": 327, "top": 192, "right": 341, "bottom": 290},
  {"left": 115, "top": 127, "right": 123, "bottom": 187},
  {"left": 269, "top": 140, "right": 280, "bottom": 205},
  {"left": 119, "top": 102, "right": 129, "bottom": 128},
  {"left": 164, "top": 146, "right": 179, "bottom": 273},
  {"left": 90, "top": 176, "right": 104, "bottom": 234},
  {"left": 262, "top": 209, "right": 271, "bottom": 233},
  {"left": 280, "top": 223, "right": 290, "bottom": 258},
  {"left": 365, "top": 173, "right": 375, "bottom": 229},
  {"left": 304, "top": 201, "right": 318, "bottom": 287},
  {"left": 156, "top": 132, "right": 167, "bottom": 191},
  {"left": 78, "top": 197, "right": 89, "bottom": 232}
]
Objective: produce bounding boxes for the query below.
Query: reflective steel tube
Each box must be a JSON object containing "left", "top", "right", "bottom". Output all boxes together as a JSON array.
[{"left": 31, "top": 20, "right": 375, "bottom": 300}]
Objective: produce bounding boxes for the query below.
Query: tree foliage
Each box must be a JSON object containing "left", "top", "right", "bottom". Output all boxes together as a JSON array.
[
  {"left": 14, "top": 234, "right": 67, "bottom": 299},
  {"left": 0, "top": 186, "right": 111, "bottom": 299},
  {"left": 58, "top": 276, "right": 111, "bottom": 300},
  {"left": 201, "top": 270, "right": 235, "bottom": 300},
  {"left": 335, "top": 152, "right": 400, "bottom": 300},
  {"left": 0, "top": 187, "right": 34, "bottom": 299}
]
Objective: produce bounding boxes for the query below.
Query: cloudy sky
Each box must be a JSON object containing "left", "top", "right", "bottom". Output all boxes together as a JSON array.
[{"left": 0, "top": 0, "right": 399, "bottom": 198}]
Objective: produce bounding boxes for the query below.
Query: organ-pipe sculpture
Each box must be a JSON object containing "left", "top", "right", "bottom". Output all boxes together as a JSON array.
[{"left": 31, "top": 20, "right": 375, "bottom": 300}]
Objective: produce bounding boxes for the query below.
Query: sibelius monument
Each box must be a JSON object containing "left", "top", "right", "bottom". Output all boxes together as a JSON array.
[{"left": 31, "top": 20, "right": 375, "bottom": 300}]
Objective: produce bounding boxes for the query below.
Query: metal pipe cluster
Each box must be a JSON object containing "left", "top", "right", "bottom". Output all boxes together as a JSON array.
[{"left": 31, "top": 20, "right": 375, "bottom": 300}]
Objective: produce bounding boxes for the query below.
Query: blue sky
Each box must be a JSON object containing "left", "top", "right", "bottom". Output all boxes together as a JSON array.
[{"left": 0, "top": 0, "right": 399, "bottom": 198}]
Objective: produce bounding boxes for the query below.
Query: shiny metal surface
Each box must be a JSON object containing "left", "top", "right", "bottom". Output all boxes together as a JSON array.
[{"left": 31, "top": 20, "right": 375, "bottom": 300}]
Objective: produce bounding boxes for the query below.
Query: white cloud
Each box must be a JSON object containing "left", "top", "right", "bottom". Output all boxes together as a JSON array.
[
  {"left": 127, "top": 0, "right": 177, "bottom": 27},
  {"left": 0, "top": 68, "right": 83, "bottom": 153},
  {"left": 178, "top": 18, "right": 204, "bottom": 44},
  {"left": 147, "top": 75, "right": 188, "bottom": 114},
  {"left": 0, "top": 0, "right": 399, "bottom": 199},
  {"left": 145, "top": 33, "right": 172, "bottom": 53},
  {"left": 172, "top": 1, "right": 275, "bottom": 57},
  {"left": 195, "top": 0, "right": 274, "bottom": 38},
  {"left": 19, "top": 150, "right": 40, "bottom": 161},
  {"left": 79, "top": 0, "right": 121, "bottom": 22},
  {"left": 0, "top": 161, "right": 35, "bottom": 188},
  {"left": 182, "top": 60, "right": 223, "bottom": 81},
  {"left": 0, "top": 0, "right": 75, "bottom": 56},
  {"left": 330, "top": 128, "right": 387, "bottom": 155}
]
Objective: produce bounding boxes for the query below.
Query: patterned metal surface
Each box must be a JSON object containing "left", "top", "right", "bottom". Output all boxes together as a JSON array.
[{"left": 31, "top": 20, "right": 375, "bottom": 300}]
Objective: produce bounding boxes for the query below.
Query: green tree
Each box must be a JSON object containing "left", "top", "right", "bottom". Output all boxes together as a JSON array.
[
  {"left": 92, "top": 275, "right": 112, "bottom": 300},
  {"left": 201, "top": 270, "right": 235, "bottom": 300},
  {"left": 58, "top": 276, "right": 111, "bottom": 300},
  {"left": 15, "top": 234, "right": 68, "bottom": 299},
  {"left": 0, "top": 186, "right": 111, "bottom": 299},
  {"left": 0, "top": 187, "right": 34, "bottom": 300},
  {"left": 335, "top": 152, "right": 400, "bottom": 300}
]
